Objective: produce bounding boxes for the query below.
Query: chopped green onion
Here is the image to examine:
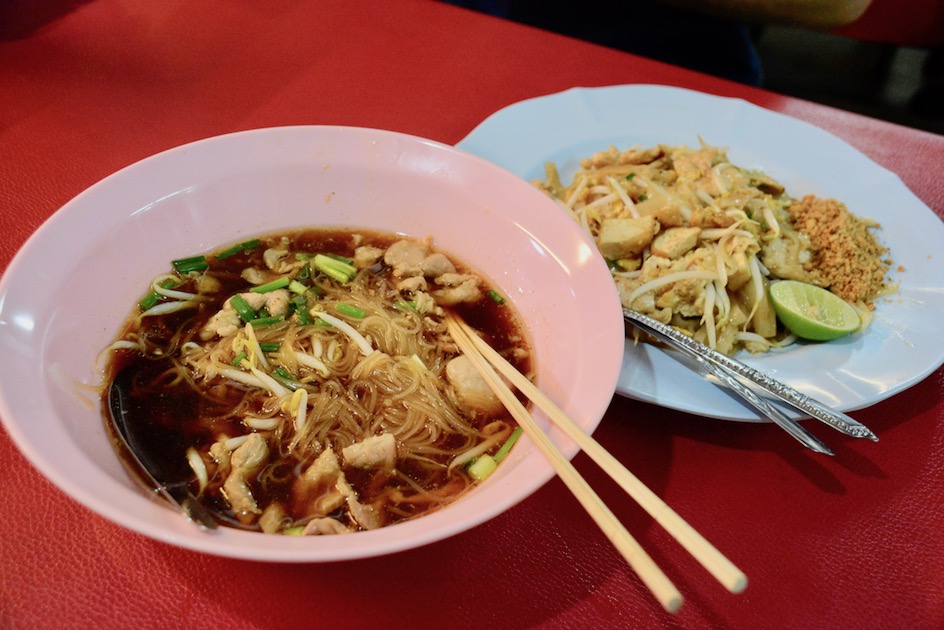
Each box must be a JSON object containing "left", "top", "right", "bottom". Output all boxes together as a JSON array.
[
  {"left": 468, "top": 455, "right": 497, "bottom": 481},
  {"left": 294, "top": 252, "right": 314, "bottom": 262},
  {"left": 323, "top": 252, "right": 354, "bottom": 265},
  {"left": 215, "top": 239, "right": 262, "bottom": 260},
  {"left": 231, "top": 351, "right": 247, "bottom": 366},
  {"left": 172, "top": 255, "right": 209, "bottom": 274},
  {"left": 288, "top": 280, "right": 308, "bottom": 295},
  {"left": 138, "top": 291, "right": 160, "bottom": 310},
  {"left": 393, "top": 299, "right": 417, "bottom": 312},
  {"left": 335, "top": 303, "right": 366, "bottom": 318},
  {"left": 637, "top": 194, "right": 648, "bottom": 202},
  {"left": 493, "top": 427, "right": 523, "bottom": 463},
  {"left": 259, "top": 342, "right": 281, "bottom": 352},
  {"left": 230, "top": 294, "right": 257, "bottom": 322},
  {"left": 273, "top": 366, "right": 293, "bottom": 380},
  {"left": 295, "top": 264, "right": 311, "bottom": 282},
  {"left": 250, "top": 277, "right": 291, "bottom": 293},
  {"left": 295, "top": 308, "right": 313, "bottom": 325},
  {"left": 283, "top": 525, "right": 305, "bottom": 536},
  {"left": 487, "top": 289, "right": 506, "bottom": 305},
  {"left": 312, "top": 254, "right": 357, "bottom": 283},
  {"left": 249, "top": 315, "right": 283, "bottom": 327},
  {"left": 625, "top": 173, "right": 636, "bottom": 181}
]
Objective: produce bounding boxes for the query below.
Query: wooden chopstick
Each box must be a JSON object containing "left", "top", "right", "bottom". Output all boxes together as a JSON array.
[
  {"left": 445, "top": 314, "right": 684, "bottom": 613},
  {"left": 447, "top": 313, "right": 748, "bottom": 603}
]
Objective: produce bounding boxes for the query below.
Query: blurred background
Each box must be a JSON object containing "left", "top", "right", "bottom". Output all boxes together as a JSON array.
[
  {"left": 756, "top": 25, "right": 943, "bottom": 135},
  {"left": 3, "top": 0, "right": 942, "bottom": 135}
]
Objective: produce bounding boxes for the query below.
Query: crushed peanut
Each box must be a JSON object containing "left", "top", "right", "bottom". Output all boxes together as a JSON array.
[{"left": 787, "top": 195, "right": 889, "bottom": 305}]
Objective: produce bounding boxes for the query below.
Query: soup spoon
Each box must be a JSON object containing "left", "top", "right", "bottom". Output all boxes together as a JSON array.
[{"left": 107, "top": 368, "right": 220, "bottom": 531}]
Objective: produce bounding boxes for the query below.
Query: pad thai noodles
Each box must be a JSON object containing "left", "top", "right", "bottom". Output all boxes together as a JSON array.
[
  {"left": 100, "top": 229, "right": 529, "bottom": 535},
  {"left": 535, "top": 141, "right": 891, "bottom": 354}
]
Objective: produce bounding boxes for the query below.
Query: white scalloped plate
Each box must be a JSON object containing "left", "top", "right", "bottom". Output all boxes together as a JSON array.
[{"left": 458, "top": 84, "right": 944, "bottom": 421}]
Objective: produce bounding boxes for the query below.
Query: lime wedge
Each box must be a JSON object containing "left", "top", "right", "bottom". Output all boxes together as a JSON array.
[{"left": 769, "top": 280, "right": 861, "bottom": 341}]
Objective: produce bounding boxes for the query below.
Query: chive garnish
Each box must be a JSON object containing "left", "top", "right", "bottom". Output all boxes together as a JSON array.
[
  {"left": 138, "top": 292, "right": 160, "bottom": 310},
  {"left": 139, "top": 278, "right": 178, "bottom": 310},
  {"left": 393, "top": 299, "right": 416, "bottom": 312},
  {"left": 273, "top": 366, "right": 293, "bottom": 380},
  {"left": 250, "top": 277, "right": 291, "bottom": 293},
  {"left": 312, "top": 254, "right": 357, "bottom": 283},
  {"left": 335, "top": 303, "right": 366, "bottom": 318},
  {"left": 323, "top": 253, "right": 354, "bottom": 265},
  {"left": 216, "top": 239, "right": 262, "bottom": 260},
  {"left": 230, "top": 294, "right": 257, "bottom": 322},
  {"left": 172, "top": 255, "right": 209, "bottom": 274},
  {"left": 231, "top": 351, "right": 247, "bottom": 366},
  {"left": 249, "top": 315, "right": 283, "bottom": 327},
  {"left": 494, "top": 427, "right": 523, "bottom": 463},
  {"left": 487, "top": 289, "right": 506, "bottom": 305},
  {"left": 259, "top": 342, "right": 281, "bottom": 352}
]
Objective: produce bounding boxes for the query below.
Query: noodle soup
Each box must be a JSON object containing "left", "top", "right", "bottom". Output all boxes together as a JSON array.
[{"left": 101, "top": 229, "right": 530, "bottom": 535}]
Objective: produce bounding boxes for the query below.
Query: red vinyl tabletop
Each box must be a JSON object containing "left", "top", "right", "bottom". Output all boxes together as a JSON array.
[{"left": 2, "top": 1, "right": 943, "bottom": 628}]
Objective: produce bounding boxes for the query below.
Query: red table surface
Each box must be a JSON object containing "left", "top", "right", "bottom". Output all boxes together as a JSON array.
[{"left": 2, "top": 2, "right": 943, "bottom": 628}]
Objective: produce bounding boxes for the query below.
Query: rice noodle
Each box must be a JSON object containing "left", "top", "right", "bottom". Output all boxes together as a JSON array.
[{"left": 534, "top": 139, "right": 886, "bottom": 355}]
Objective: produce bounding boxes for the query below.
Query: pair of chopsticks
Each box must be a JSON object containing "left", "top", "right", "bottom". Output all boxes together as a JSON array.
[
  {"left": 445, "top": 313, "right": 746, "bottom": 613},
  {"left": 622, "top": 309, "right": 878, "bottom": 456}
]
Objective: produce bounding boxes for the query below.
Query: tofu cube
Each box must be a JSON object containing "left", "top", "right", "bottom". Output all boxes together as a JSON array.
[
  {"left": 597, "top": 216, "right": 658, "bottom": 260},
  {"left": 650, "top": 226, "right": 701, "bottom": 260}
]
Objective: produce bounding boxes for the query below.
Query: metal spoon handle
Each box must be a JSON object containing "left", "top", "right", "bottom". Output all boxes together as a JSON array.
[
  {"left": 107, "top": 373, "right": 218, "bottom": 531},
  {"left": 625, "top": 311, "right": 833, "bottom": 455},
  {"left": 623, "top": 309, "right": 877, "bottom": 441}
]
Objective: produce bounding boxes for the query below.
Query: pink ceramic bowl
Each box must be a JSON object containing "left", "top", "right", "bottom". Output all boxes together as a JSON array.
[{"left": 0, "top": 126, "right": 623, "bottom": 561}]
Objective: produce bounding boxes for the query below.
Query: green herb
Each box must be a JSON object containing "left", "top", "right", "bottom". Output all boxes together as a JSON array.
[
  {"left": 487, "top": 289, "right": 506, "bottom": 305},
  {"left": 335, "top": 303, "right": 366, "bottom": 318},
  {"left": 288, "top": 280, "right": 308, "bottom": 295},
  {"left": 468, "top": 455, "right": 497, "bottom": 481},
  {"left": 138, "top": 292, "right": 160, "bottom": 310},
  {"left": 312, "top": 253, "right": 357, "bottom": 283},
  {"left": 231, "top": 351, "right": 247, "bottom": 366},
  {"left": 637, "top": 194, "right": 648, "bottom": 202},
  {"left": 295, "top": 308, "right": 313, "bottom": 325},
  {"left": 215, "top": 239, "right": 261, "bottom": 260},
  {"left": 625, "top": 173, "right": 636, "bottom": 181},
  {"left": 493, "top": 427, "right": 523, "bottom": 463},
  {"left": 229, "top": 294, "right": 257, "bottom": 322},
  {"left": 259, "top": 342, "right": 281, "bottom": 352},
  {"left": 273, "top": 366, "right": 293, "bottom": 380},
  {"left": 249, "top": 315, "right": 283, "bottom": 327},
  {"left": 250, "top": 277, "right": 291, "bottom": 293},
  {"left": 323, "top": 253, "right": 354, "bottom": 265},
  {"left": 393, "top": 299, "right": 417, "bottom": 312},
  {"left": 172, "top": 255, "right": 209, "bottom": 274}
]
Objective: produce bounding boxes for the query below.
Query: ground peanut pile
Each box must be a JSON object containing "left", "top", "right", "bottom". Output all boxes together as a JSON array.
[{"left": 788, "top": 195, "right": 889, "bottom": 305}]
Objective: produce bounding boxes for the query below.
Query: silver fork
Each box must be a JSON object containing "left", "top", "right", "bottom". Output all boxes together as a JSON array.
[{"left": 623, "top": 309, "right": 878, "bottom": 455}]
